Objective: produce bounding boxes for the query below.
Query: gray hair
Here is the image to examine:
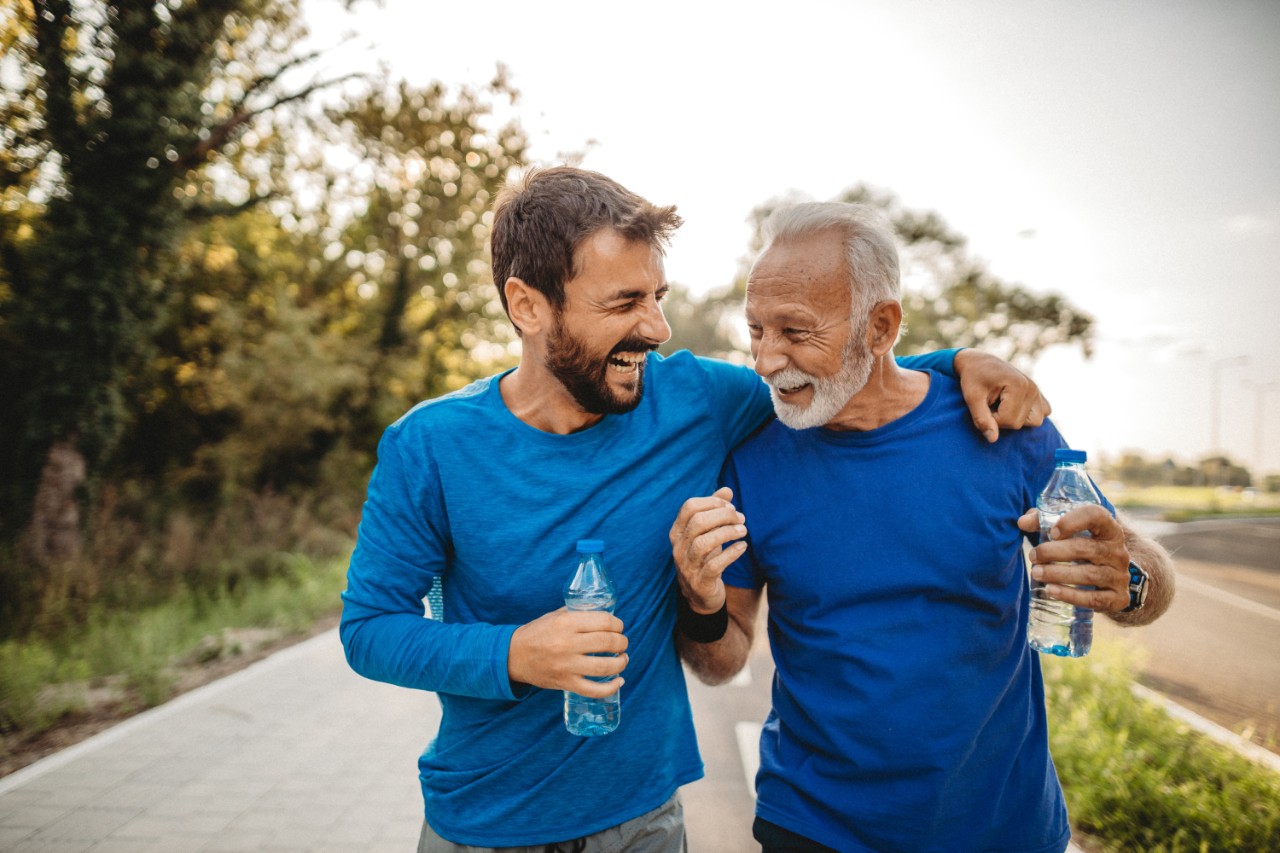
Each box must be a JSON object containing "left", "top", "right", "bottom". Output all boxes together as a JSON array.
[{"left": 759, "top": 202, "right": 901, "bottom": 319}]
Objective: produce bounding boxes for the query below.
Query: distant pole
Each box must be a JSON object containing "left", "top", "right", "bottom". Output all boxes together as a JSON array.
[
  {"left": 1210, "top": 355, "right": 1249, "bottom": 455},
  {"left": 1243, "top": 379, "right": 1280, "bottom": 483}
]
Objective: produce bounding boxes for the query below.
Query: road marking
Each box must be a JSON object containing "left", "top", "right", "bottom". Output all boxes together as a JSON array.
[
  {"left": 735, "top": 721, "right": 761, "bottom": 798},
  {"left": 1179, "top": 574, "right": 1280, "bottom": 622}
]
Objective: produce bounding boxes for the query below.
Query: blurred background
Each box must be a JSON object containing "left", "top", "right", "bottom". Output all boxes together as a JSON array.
[{"left": 1, "top": 2, "right": 1278, "bottom": 845}]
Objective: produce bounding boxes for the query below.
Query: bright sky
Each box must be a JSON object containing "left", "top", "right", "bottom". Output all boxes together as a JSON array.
[{"left": 303, "top": 0, "right": 1280, "bottom": 476}]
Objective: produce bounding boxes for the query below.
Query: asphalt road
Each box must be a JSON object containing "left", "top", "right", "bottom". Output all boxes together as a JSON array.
[{"left": 1100, "top": 515, "right": 1280, "bottom": 751}]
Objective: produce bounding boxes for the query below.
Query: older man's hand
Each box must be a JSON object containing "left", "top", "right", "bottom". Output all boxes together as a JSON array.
[
  {"left": 1018, "top": 505, "right": 1132, "bottom": 612},
  {"left": 668, "top": 487, "right": 748, "bottom": 614}
]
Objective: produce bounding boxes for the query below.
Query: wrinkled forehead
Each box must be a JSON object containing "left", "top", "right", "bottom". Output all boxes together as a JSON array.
[{"left": 746, "top": 238, "right": 852, "bottom": 319}]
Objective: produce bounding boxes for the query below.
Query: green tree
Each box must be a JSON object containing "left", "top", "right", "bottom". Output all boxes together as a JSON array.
[
  {"left": 118, "top": 72, "right": 530, "bottom": 500},
  {"left": 315, "top": 72, "right": 529, "bottom": 427},
  {"left": 0, "top": 0, "right": 351, "bottom": 558},
  {"left": 667, "top": 185, "right": 1095, "bottom": 365}
]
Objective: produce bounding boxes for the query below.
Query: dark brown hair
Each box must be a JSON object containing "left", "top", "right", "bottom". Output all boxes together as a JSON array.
[{"left": 490, "top": 166, "right": 682, "bottom": 330}]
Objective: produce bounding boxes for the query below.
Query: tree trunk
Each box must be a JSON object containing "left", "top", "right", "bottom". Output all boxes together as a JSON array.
[{"left": 26, "top": 436, "right": 86, "bottom": 565}]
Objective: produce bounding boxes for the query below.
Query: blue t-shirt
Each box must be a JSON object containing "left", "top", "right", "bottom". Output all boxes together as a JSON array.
[
  {"left": 722, "top": 370, "right": 1110, "bottom": 853},
  {"left": 340, "top": 349, "right": 957, "bottom": 846}
]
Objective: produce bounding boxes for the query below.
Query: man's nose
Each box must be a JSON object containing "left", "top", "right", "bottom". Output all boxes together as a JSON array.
[
  {"left": 753, "top": 333, "right": 788, "bottom": 378},
  {"left": 638, "top": 297, "right": 672, "bottom": 346}
]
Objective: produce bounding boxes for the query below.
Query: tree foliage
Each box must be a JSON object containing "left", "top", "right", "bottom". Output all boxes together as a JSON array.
[
  {"left": 0, "top": 1, "right": 530, "bottom": 638},
  {"left": 122, "top": 72, "right": 529, "bottom": 500},
  {"left": 0, "top": 0, "right": 349, "bottom": 545}
]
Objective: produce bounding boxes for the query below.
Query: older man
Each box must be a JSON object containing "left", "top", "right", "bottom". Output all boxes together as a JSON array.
[{"left": 670, "top": 202, "right": 1174, "bottom": 853}]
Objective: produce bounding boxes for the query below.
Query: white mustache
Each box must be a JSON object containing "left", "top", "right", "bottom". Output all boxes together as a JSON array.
[{"left": 765, "top": 368, "right": 820, "bottom": 391}]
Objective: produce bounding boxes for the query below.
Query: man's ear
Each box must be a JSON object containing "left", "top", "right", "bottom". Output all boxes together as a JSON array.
[
  {"left": 505, "top": 277, "right": 550, "bottom": 336},
  {"left": 866, "top": 300, "right": 903, "bottom": 356}
]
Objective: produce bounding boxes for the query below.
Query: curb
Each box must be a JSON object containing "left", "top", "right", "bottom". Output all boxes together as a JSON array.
[{"left": 1132, "top": 683, "right": 1280, "bottom": 773}]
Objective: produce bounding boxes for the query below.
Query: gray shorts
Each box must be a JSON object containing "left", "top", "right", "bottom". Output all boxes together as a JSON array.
[{"left": 417, "top": 790, "right": 685, "bottom": 853}]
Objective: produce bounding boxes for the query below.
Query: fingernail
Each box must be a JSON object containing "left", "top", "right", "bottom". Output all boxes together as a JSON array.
[{"left": 1030, "top": 566, "right": 1043, "bottom": 580}]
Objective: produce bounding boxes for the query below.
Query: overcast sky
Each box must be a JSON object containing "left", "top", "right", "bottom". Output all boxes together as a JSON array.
[{"left": 303, "top": 0, "right": 1280, "bottom": 475}]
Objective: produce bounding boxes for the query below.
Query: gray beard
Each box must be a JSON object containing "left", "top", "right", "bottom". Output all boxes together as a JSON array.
[{"left": 766, "top": 324, "right": 874, "bottom": 430}]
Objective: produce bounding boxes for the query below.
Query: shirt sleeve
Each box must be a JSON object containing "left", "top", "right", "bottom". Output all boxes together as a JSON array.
[
  {"left": 339, "top": 421, "right": 524, "bottom": 701},
  {"left": 692, "top": 355, "right": 775, "bottom": 450},
  {"left": 896, "top": 348, "right": 959, "bottom": 375}
]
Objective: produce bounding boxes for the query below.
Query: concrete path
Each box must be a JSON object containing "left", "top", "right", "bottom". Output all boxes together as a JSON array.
[{"left": 0, "top": 631, "right": 428, "bottom": 852}]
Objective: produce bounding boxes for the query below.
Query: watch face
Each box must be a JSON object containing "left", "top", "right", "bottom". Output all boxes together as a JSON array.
[{"left": 1129, "top": 563, "right": 1149, "bottom": 609}]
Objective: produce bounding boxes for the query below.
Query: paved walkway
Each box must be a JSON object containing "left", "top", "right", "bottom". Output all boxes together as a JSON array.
[{"left": 0, "top": 631, "right": 429, "bottom": 852}]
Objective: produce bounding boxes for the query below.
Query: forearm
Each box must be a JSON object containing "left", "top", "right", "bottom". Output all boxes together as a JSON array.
[
  {"left": 675, "top": 586, "right": 760, "bottom": 685},
  {"left": 340, "top": 606, "right": 523, "bottom": 700},
  {"left": 1107, "top": 519, "right": 1176, "bottom": 627},
  {"left": 676, "top": 622, "right": 752, "bottom": 686}
]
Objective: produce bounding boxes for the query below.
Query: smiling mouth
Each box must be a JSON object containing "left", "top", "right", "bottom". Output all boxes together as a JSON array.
[
  {"left": 775, "top": 382, "right": 811, "bottom": 397},
  {"left": 608, "top": 352, "right": 647, "bottom": 374}
]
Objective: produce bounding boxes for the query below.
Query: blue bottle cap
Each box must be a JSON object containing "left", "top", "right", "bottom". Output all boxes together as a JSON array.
[
  {"left": 1054, "top": 448, "right": 1087, "bottom": 463},
  {"left": 576, "top": 539, "right": 605, "bottom": 553}
]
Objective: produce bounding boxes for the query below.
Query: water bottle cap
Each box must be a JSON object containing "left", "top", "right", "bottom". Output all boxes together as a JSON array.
[
  {"left": 1054, "top": 448, "right": 1087, "bottom": 464},
  {"left": 576, "top": 539, "right": 605, "bottom": 553}
]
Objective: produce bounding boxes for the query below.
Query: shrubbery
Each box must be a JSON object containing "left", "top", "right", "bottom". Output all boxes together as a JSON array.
[{"left": 1045, "top": 647, "right": 1280, "bottom": 851}]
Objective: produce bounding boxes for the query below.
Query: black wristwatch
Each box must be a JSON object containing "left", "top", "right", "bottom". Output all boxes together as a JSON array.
[{"left": 1122, "top": 561, "right": 1149, "bottom": 613}]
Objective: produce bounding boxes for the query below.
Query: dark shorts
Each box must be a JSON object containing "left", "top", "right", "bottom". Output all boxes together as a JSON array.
[{"left": 752, "top": 816, "right": 838, "bottom": 853}]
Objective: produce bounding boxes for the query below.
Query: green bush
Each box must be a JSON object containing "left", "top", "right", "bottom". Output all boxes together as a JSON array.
[{"left": 1044, "top": 647, "right": 1280, "bottom": 851}]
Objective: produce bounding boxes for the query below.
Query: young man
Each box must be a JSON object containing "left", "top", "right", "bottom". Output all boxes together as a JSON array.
[{"left": 341, "top": 168, "right": 1051, "bottom": 851}]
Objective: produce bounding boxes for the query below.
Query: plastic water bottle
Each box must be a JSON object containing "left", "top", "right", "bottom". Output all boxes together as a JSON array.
[
  {"left": 1028, "top": 448, "right": 1102, "bottom": 658},
  {"left": 563, "top": 539, "right": 620, "bottom": 736}
]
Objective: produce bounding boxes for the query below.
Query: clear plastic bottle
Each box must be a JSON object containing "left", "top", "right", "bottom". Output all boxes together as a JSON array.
[
  {"left": 563, "top": 539, "right": 620, "bottom": 736},
  {"left": 1028, "top": 448, "right": 1102, "bottom": 658}
]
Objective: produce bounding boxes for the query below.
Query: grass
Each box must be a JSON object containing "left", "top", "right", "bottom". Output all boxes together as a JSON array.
[
  {"left": 1110, "top": 485, "right": 1280, "bottom": 521},
  {"left": 1044, "top": 645, "right": 1280, "bottom": 852},
  {"left": 0, "top": 552, "right": 349, "bottom": 745}
]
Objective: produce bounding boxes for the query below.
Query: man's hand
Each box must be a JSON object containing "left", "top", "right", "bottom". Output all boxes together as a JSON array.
[
  {"left": 668, "top": 486, "right": 748, "bottom": 614},
  {"left": 507, "top": 608, "right": 628, "bottom": 697},
  {"left": 954, "top": 349, "right": 1051, "bottom": 443},
  {"left": 1018, "top": 506, "right": 1132, "bottom": 612}
]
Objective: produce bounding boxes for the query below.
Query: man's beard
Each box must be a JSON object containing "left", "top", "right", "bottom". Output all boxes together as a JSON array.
[
  {"left": 546, "top": 315, "right": 653, "bottom": 415},
  {"left": 766, "top": 320, "right": 874, "bottom": 430}
]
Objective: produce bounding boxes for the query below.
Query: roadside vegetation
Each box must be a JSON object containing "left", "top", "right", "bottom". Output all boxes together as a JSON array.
[
  {"left": 1111, "top": 484, "right": 1280, "bottom": 522},
  {"left": 1045, "top": 645, "right": 1280, "bottom": 852}
]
